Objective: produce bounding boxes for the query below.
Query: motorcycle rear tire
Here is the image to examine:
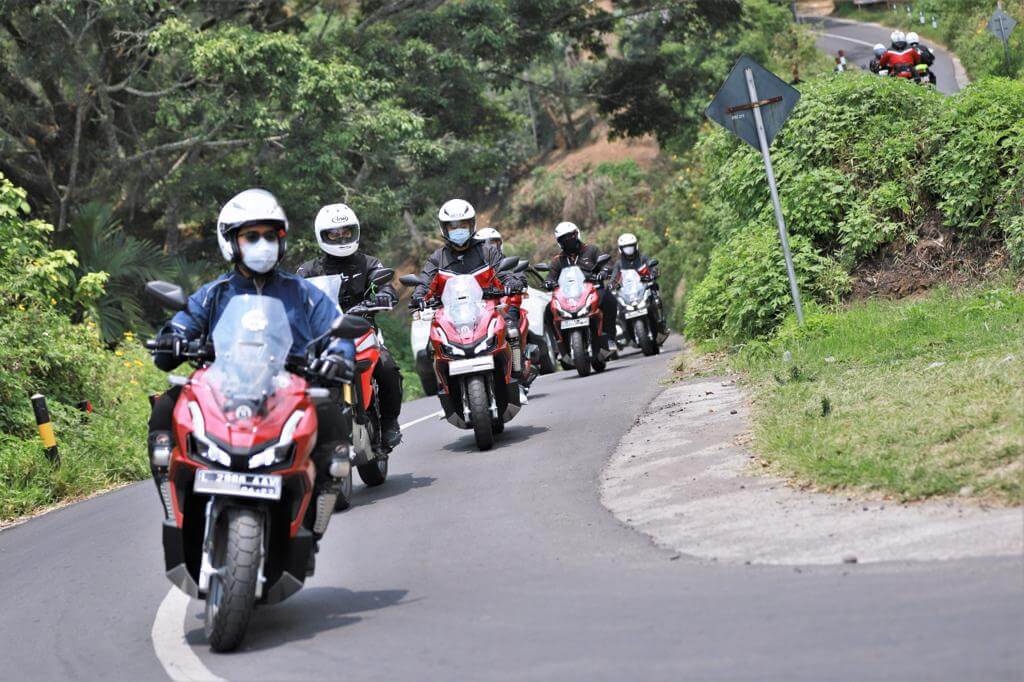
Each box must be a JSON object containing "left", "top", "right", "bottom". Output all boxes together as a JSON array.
[
  {"left": 539, "top": 326, "right": 559, "bottom": 374},
  {"left": 466, "top": 375, "right": 494, "bottom": 450},
  {"left": 635, "top": 318, "right": 656, "bottom": 356},
  {"left": 357, "top": 457, "right": 388, "bottom": 487},
  {"left": 205, "top": 507, "right": 262, "bottom": 653},
  {"left": 571, "top": 331, "right": 591, "bottom": 377}
]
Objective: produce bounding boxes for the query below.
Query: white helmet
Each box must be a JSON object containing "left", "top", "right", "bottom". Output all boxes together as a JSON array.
[
  {"left": 554, "top": 221, "right": 579, "bottom": 239},
  {"left": 216, "top": 188, "right": 288, "bottom": 264},
  {"left": 475, "top": 226, "right": 502, "bottom": 251},
  {"left": 617, "top": 232, "right": 639, "bottom": 257},
  {"left": 873, "top": 43, "right": 886, "bottom": 57},
  {"left": 891, "top": 30, "right": 906, "bottom": 46},
  {"left": 437, "top": 198, "right": 476, "bottom": 249},
  {"left": 906, "top": 32, "right": 919, "bottom": 45},
  {"left": 315, "top": 203, "right": 360, "bottom": 258}
]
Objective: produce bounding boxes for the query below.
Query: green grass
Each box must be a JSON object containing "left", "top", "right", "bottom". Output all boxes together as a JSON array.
[{"left": 729, "top": 285, "right": 1024, "bottom": 503}]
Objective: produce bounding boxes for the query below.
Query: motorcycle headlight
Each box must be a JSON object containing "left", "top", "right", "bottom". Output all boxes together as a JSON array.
[
  {"left": 248, "top": 410, "right": 305, "bottom": 469},
  {"left": 187, "top": 401, "right": 231, "bottom": 467}
]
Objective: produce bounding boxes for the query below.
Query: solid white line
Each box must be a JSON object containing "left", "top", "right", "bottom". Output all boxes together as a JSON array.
[
  {"left": 817, "top": 31, "right": 878, "bottom": 48},
  {"left": 152, "top": 588, "right": 224, "bottom": 682},
  {"left": 400, "top": 410, "right": 444, "bottom": 431},
  {"left": 151, "top": 406, "right": 443, "bottom": 680}
]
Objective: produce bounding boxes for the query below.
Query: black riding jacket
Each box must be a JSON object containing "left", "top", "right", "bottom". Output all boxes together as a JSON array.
[
  {"left": 296, "top": 252, "right": 397, "bottom": 311},
  {"left": 611, "top": 252, "right": 658, "bottom": 283},
  {"left": 547, "top": 244, "right": 608, "bottom": 283},
  {"left": 413, "top": 241, "right": 524, "bottom": 300}
]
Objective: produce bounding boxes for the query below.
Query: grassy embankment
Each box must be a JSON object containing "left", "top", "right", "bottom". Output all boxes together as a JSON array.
[{"left": 720, "top": 285, "right": 1023, "bottom": 504}]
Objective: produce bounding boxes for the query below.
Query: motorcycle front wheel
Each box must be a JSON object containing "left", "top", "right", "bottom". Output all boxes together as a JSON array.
[
  {"left": 570, "top": 330, "right": 591, "bottom": 377},
  {"left": 357, "top": 456, "right": 388, "bottom": 487},
  {"left": 205, "top": 507, "right": 262, "bottom": 652},
  {"left": 635, "top": 318, "right": 656, "bottom": 356},
  {"left": 466, "top": 375, "right": 494, "bottom": 450}
]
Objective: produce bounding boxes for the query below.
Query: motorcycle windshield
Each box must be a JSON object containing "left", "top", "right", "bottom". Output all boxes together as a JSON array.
[
  {"left": 306, "top": 275, "right": 343, "bottom": 313},
  {"left": 206, "top": 295, "right": 294, "bottom": 416},
  {"left": 619, "top": 269, "right": 645, "bottom": 305},
  {"left": 558, "top": 266, "right": 586, "bottom": 300},
  {"left": 441, "top": 274, "right": 485, "bottom": 329}
]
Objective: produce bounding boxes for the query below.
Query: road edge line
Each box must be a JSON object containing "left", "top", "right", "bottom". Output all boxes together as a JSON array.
[{"left": 152, "top": 588, "right": 225, "bottom": 682}]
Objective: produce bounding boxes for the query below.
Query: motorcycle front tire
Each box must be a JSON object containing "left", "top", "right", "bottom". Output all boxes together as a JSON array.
[
  {"left": 205, "top": 507, "right": 262, "bottom": 653},
  {"left": 466, "top": 375, "right": 494, "bottom": 450},
  {"left": 570, "top": 330, "right": 591, "bottom": 377}
]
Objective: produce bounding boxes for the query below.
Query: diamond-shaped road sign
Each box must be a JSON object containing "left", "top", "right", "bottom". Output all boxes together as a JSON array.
[
  {"left": 988, "top": 8, "right": 1017, "bottom": 42},
  {"left": 704, "top": 55, "right": 800, "bottom": 152}
]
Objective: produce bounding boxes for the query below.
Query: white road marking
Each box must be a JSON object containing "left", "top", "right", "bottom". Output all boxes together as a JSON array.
[
  {"left": 152, "top": 588, "right": 224, "bottom": 682},
  {"left": 400, "top": 410, "right": 444, "bottom": 430},
  {"left": 817, "top": 31, "right": 877, "bottom": 48},
  {"left": 151, "top": 407, "right": 442, "bottom": 680}
]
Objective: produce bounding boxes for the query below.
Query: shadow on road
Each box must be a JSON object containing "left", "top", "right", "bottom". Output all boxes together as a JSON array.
[
  {"left": 441, "top": 424, "right": 550, "bottom": 454},
  {"left": 353, "top": 472, "right": 435, "bottom": 507},
  {"left": 187, "top": 586, "right": 414, "bottom": 652}
]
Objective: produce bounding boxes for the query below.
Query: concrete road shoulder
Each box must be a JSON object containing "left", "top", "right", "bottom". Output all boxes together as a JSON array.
[{"left": 600, "top": 374, "right": 1023, "bottom": 565}]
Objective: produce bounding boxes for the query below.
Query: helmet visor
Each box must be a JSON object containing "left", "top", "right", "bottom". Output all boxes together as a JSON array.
[
  {"left": 443, "top": 218, "right": 475, "bottom": 232},
  {"left": 320, "top": 225, "right": 359, "bottom": 246}
]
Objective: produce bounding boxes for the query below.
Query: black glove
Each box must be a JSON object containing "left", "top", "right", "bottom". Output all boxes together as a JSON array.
[
  {"left": 149, "top": 334, "right": 183, "bottom": 357},
  {"left": 503, "top": 283, "right": 523, "bottom": 296},
  {"left": 543, "top": 280, "right": 555, "bottom": 291},
  {"left": 315, "top": 353, "right": 355, "bottom": 384},
  {"left": 374, "top": 292, "right": 395, "bottom": 309},
  {"left": 409, "top": 296, "right": 425, "bottom": 311}
]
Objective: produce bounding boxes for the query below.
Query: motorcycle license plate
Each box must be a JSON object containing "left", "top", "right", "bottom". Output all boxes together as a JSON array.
[
  {"left": 448, "top": 355, "right": 495, "bottom": 376},
  {"left": 193, "top": 470, "right": 282, "bottom": 501},
  {"left": 624, "top": 309, "right": 647, "bottom": 319},
  {"left": 560, "top": 318, "right": 589, "bottom": 329}
]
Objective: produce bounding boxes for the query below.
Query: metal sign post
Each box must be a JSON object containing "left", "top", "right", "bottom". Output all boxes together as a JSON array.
[
  {"left": 742, "top": 69, "right": 804, "bottom": 324},
  {"left": 988, "top": 8, "right": 1018, "bottom": 74},
  {"left": 705, "top": 56, "right": 804, "bottom": 325}
]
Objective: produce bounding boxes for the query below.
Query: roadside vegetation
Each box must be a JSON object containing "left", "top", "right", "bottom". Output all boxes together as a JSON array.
[
  {"left": 729, "top": 285, "right": 1023, "bottom": 503},
  {"left": 833, "top": 0, "right": 1023, "bottom": 79}
]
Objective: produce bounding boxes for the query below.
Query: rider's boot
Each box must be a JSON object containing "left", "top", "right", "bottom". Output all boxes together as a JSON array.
[{"left": 381, "top": 416, "right": 402, "bottom": 449}]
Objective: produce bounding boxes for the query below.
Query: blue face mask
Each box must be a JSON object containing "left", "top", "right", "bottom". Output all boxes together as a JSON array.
[{"left": 447, "top": 228, "right": 471, "bottom": 246}]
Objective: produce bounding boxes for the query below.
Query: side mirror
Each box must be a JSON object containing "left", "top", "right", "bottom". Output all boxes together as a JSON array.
[
  {"left": 145, "top": 281, "right": 187, "bottom": 312},
  {"left": 649, "top": 258, "right": 659, "bottom": 267},
  {"left": 399, "top": 274, "right": 426, "bottom": 288},
  {"left": 331, "top": 315, "right": 372, "bottom": 339},
  {"left": 514, "top": 261, "right": 529, "bottom": 273},
  {"left": 497, "top": 256, "right": 519, "bottom": 273},
  {"left": 533, "top": 263, "right": 550, "bottom": 273},
  {"left": 370, "top": 268, "right": 395, "bottom": 287},
  {"left": 596, "top": 254, "right": 611, "bottom": 267}
]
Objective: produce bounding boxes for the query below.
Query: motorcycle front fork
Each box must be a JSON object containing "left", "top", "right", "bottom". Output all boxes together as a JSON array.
[{"left": 198, "top": 498, "right": 269, "bottom": 600}]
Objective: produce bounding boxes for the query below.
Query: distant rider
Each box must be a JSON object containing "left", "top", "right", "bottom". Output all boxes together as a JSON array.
[
  {"left": 297, "top": 203, "right": 403, "bottom": 449},
  {"left": 147, "top": 189, "right": 355, "bottom": 553},
  {"left": 880, "top": 30, "right": 920, "bottom": 79},
  {"left": 610, "top": 232, "right": 668, "bottom": 337},
  {"left": 907, "top": 32, "right": 937, "bottom": 85},
  {"left": 543, "top": 221, "right": 618, "bottom": 359},
  {"left": 869, "top": 43, "right": 886, "bottom": 74},
  {"left": 411, "top": 200, "right": 533, "bottom": 393}
]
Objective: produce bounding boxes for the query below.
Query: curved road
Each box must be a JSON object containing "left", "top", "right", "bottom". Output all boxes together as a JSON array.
[
  {"left": 1, "top": 338, "right": 1021, "bottom": 680},
  {"left": 805, "top": 15, "right": 965, "bottom": 94}
]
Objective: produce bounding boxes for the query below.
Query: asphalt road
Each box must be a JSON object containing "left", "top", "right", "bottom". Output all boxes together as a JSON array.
[
  {"left": 804, "top": 15, "right": 963, "bottom": 94},
  {"left": 1, "top": 337, "right": 1021, "bottom": 680}
]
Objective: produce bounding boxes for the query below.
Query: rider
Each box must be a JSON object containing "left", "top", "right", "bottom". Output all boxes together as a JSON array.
[
  {"left": 411, "top": 200, "right": 533, "bottom": 391},
  {"left": 907, "top": 32, "right": 937, "bottom": 85},
  {"left": 297, "top": 203, "right": 403, "bottom": 449},
  {"left": 543, "top": 221, "right": 617, "bottom": 358},
  {"left": 611, "top": 232, "right": 668, "bottom": 336},
  {"left": 475, "top": 226, "right": 503, "bottom": 252},
  {"left": 869, "top": 43, "right": 886, "bottom": 74},
  {"left": 880, "top": 30, "right": 920, "bottom": 79},
  {"left": 147, "top": 189, "right": 355, "bottom": 546}
]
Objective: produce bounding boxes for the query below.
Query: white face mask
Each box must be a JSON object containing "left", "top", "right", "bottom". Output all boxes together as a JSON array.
[
  {"left": 240, "top": 238, "right": 279, "bottom": 274},
  {"left": 622, "top": 245, "right": 636, "bottom": 256}
]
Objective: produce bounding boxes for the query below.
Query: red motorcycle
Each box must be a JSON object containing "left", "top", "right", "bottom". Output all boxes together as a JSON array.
[
  {"left": 537, "top": 254, "right": 611, "bottom": 377},
  {"left": 306, "top": 269, "right": 397, "bottom": 510},
  {"left": 399, "top": 257, "right": 526, "bottom": 450},
  {"left": 144, "top": 281, "right": 369, "bottom": 652}
]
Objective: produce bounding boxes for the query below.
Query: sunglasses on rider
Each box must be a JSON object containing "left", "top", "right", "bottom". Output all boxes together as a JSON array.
[
  {"left": 239, "top": 230, "right": 280, "bottom": 244},
  {"left": 321, "top": 227, "right": 355, "bottom": 243},
  {"left": 444, "top": 219, "right": 474, "bottom": 231}
]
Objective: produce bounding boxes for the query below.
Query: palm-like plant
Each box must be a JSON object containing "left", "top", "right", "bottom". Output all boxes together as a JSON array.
[{"left": 60, "top": 203, "right": 174, "bottom": 343}]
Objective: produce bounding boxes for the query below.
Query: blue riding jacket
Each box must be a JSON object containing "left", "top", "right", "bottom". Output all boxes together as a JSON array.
[{"left": 156, "top": 269, "right": 354, "bottom": 371}]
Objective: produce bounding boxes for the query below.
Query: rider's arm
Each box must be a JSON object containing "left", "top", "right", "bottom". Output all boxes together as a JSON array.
[
  {"left": 413, "top": 251, "right": 441, "bottom": 301},
  {"left": 152, "top": 281, "right": 217, "bottom": 371},
  {"left": 365, "top": 256, "right": 398, "bottom": 304}
]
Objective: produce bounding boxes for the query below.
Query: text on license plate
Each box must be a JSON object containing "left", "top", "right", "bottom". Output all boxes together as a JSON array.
[
  {"left": 624, "top": 309, "right": 647, "bottom": 319},
  {"left": 194, "top": 470, "right": 282, "bottom": 500},
  {"left": 448, "top": 355, "right": 495, "bottom": 376},
  {"left": 560, "top": 318, "right": 589, "bottom": 329}
]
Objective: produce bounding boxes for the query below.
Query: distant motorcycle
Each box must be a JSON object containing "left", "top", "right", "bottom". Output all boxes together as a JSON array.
[
  {"left": 144, "top": 281, "right": 369, "bottom": 652},
  {"left": 399, "top": 256, "right": 528, "bottom": 450},
  {"left": 536, "top": 254, "right": 612, "bottom": 377},
  {"left": 615, "top": 260, "right": 667, "bottom": 357},
  {"left": 306, "top": 269, "right": 397, "bottom": 510}
]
